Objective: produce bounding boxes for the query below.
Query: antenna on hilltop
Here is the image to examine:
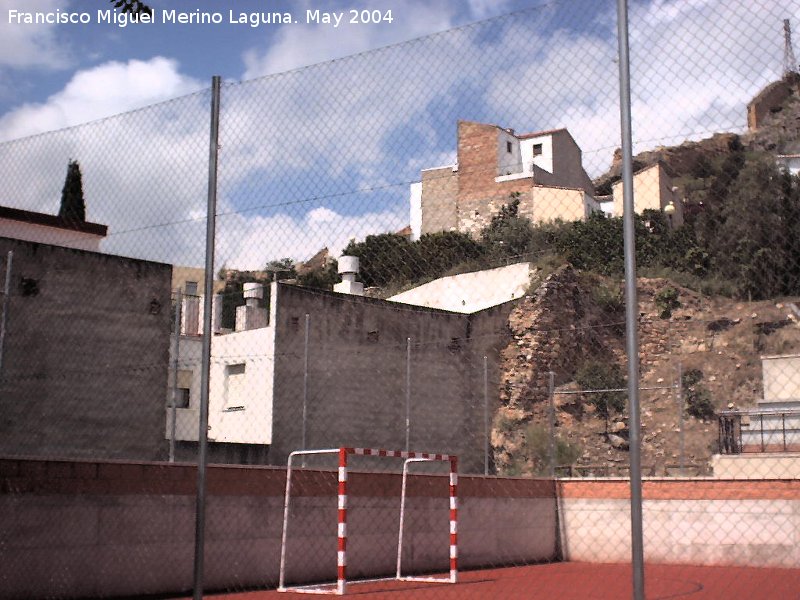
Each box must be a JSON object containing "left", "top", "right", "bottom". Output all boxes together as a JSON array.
[{"left": 784, "top": 19, "right": 798, "bottom": 77}]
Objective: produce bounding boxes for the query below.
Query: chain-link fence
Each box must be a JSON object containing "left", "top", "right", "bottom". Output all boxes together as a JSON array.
[{"left": 2, "top": 1, "right": 800, "bottom": 598}]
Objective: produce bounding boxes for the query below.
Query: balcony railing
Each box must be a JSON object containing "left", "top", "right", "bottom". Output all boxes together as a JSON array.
[{"left": 717, "top": 409, "right": 800, "bottom": 454}]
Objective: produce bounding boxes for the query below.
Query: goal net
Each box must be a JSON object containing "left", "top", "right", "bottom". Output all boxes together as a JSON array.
[{"left": 278, "top": 447, "right": 458, "bottom": 595}]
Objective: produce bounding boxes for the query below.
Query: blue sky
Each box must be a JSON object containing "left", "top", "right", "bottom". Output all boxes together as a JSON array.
[{"left": 0, "top": 0, "right": 795, "bottom": 268}]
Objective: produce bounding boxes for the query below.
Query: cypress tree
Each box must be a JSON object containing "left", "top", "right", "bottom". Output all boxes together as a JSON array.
[{"left": 59, "top": 160, "right": 86, "bottom": 222}]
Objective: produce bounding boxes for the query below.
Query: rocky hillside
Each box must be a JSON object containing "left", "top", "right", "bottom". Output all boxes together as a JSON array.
[{"left": 492, "top": 266, "right": 800, "bottom": 476}]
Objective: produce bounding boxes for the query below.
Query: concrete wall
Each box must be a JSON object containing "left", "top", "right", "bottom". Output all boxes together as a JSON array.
[
  {"left": 0, "top": 237, "right": 172, "bottom": 461},
  {"left": 269, "top": 283, "right": 513, "bottom": 473},
  {"left": 762, "top": 354, "right": 800, "bottom": 401},
  {"left": 527, "top": 186, "right": 590, "bottom": 224},
  {"left": 711, "top": 453, "right": 800, "bottom": 479},
  {"left": 558, "top": 479, "right": 800, "bottom": 568},
  {"left": 419, "top": 166, "right": 458, "bottom": 236},
  {"left": 0, "top": 458, "right": 557, "bottom": 599},
  {"left": 537, "top": 130, "right": 594, "bottom": 195}
]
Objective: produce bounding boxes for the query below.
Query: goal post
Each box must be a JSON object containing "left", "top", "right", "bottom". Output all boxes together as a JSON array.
[{"left": 278, "top": 447, "right": 458, "bottom": 595}]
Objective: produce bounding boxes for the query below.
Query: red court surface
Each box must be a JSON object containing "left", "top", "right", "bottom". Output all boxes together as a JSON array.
[{"left": 202, "top": 563, "right": 800, "bottom": 599}]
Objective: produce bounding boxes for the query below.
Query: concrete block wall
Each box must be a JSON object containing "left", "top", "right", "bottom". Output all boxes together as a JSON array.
[
  {"left": 269, "top": 284, "right": 513, "bottom": 474},
  {"left": 0, "top": 237, "right": 172, "bottom": 461}
]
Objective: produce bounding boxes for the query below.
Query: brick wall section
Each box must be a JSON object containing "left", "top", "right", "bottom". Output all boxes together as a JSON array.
[
  {"left": 0, "top": 237, "right": 172, "bottom": 461},
  {"left": 558, "top": 478, "right": 800, "bottom": 500},
  {"left": 456, "top": 121, "right": 534, "bottom": 235}
]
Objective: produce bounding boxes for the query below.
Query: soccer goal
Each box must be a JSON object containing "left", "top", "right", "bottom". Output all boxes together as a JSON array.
[{"left": 278, "top": 447, "right": 458, "bottom": 595}]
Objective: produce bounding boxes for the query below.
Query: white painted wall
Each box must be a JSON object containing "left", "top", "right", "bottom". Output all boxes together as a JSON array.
[
  {"left": 388, "top": 262, "right": 533, "bottom": 314},
  {"left": 497, "top": 129, "right": 522, "bottom": 176},
  {"left": 0, "top": 218, "right": 103, "bottom": 251},
  {"left": 409, "top": 181, "right": 422, "bottom": 241},
  {"left": 560, "top": 496, "right": 800, "bottom": 568},
  {"left": 761, "top": 354, "right": 800, "bottom": 402},
  {"left": 520, "top": 135, "right": 554, "bottom": 174},
  {"left": 166, "top": 285, "right": 278, "bottom": 445}
]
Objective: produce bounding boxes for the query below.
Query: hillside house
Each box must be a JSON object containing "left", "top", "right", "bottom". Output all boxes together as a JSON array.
[
  {"left": 409, "top": 121, "right": 599, "bottom": 241},
  {"left": 611, "top": 162, "right": 684, "bottom": 228}
]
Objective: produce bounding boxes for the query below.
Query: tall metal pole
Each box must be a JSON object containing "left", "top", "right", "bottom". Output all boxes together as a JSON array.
[
  {"left": 193, "top": 75, "right": 221, "bottom": 600},
  {"left": 548, "top": 371, "right": 556, "bottom": 478},
  {"left": 483, "top": 355, "right": 489, "bottom": 476},
  {"left": 615, "top": 2, "right": 646, "bottom": 597},
  {"left": 0, "top": 251, "right": 13, "bottom": 377},
  {"left": 170, "top": 288, "right": 183, "bottom": 463},
  {"left": 405, "top": 337, "right": 411, "bottom": 452}
]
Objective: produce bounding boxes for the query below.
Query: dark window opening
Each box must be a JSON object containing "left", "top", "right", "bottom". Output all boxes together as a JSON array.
[
  {"left": 367, "top": 330, "right": 379, "bottom": 342},
  {"left": 506, "top": 141, "right": 513, "bottom": 153},
  {"left": 20, "top": 277, "right": 39, "bottom": 297},
  {"left": 532, "top": 143, "right": 543, "bottom": 156}
]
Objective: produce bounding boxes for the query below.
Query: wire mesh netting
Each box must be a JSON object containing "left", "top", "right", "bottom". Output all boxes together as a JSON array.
[{"left": 2, "top": 1, "right": 800, "bottom": 598}]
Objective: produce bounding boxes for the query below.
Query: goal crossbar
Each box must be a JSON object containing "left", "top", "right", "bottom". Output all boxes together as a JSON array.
[{"left": 278, "top": 447, "right": 458, "bottom": 595}]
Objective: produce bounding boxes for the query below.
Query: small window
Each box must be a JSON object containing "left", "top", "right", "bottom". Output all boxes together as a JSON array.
[
  {"left": 290, "top": 316, "right": 300, "bottom": 331},
  {"left": 173, "top": 370, "right": 192, "bottom": 408},
  {"left": 185, "top": 281, "right": 198, "bottom": 296},
  {"left": 175, "top": 388, "right": 190, "bottom": 409},
  {"left": 532, "top": 143, "right": 543, "bottom": 157},
  {"left": 367, "top": 330, "right": 379, "bottom": 342},
  {"left": 506, "top": 141, "right": 513, "bottom": 153},
  {"left": 228, "top": 363, "right": 246, "bottom": 376}
]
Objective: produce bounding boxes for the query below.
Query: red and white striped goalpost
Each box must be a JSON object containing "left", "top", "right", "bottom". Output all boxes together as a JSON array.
[{"left": 278, "top": 447, "right": 458, "bottom": 595}]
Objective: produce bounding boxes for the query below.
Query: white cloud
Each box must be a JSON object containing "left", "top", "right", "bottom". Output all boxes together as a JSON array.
[
  {"left": 242, "top": 1, "right": 456, "bottom": 79},
  {"left": 0, "top": 57, "right": 203, "bottom": 141},
  {"left": 215, "top": 204, "right": 407, "bottom": 270},
  {"left": 0, "top": 0, "right": 71, "bottom": 70}
]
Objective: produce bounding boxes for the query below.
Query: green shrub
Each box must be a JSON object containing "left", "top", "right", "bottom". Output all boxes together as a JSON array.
[
  {"left": 655, "top": 286, "right": 681, "bottom": 319},
  {"left": 575, "top": 360, "right": 626, "bottom": 422},
  {"left": 525, "top": 424, "right": 582, "bottom": 475}
]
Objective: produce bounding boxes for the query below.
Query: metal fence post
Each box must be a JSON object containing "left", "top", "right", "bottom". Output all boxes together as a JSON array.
[
  {"left": 170, "top": 288, "right": 183, "bottom": 463},
  {"left": 0, "top": 251, "right": 13, "bottom": 378},
  {"left": 616, "top": 0, "right": 646, "bottom": 596},
  {"left": 548, "top": 371, "right": 556, "bottom": 478},
  {"left": 677, "top": 361, "right": 684, "bottom": 475},
  {"left": 302, "top": 313, "right": 310, "bottom": 453},
  {"left": 484, "top": 355, "right": 489, "bottom": 476},
  {"left": 405, "top": 337, "right": 411, "bottom": 452},
  {"left": 193, "top": 75, "right": 221, "bottom": 600}
]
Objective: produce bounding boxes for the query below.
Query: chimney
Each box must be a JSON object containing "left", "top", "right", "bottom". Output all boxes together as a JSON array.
[
  {"left": 333, "top": 256, "right": 364, "bottom": 296},
  {"left": 235, "top": 283, "right": 268, "bottom": 331}
]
